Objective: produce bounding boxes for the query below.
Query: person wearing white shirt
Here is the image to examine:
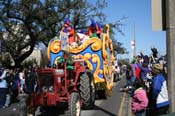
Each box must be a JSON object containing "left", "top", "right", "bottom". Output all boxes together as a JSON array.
[{"left": 0, "top": 68, "right": 8, "bottom": 108}]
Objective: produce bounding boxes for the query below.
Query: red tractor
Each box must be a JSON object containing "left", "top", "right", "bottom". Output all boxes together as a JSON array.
[{"left": 28, "top": 51, "right": 95, "bottom": 116}]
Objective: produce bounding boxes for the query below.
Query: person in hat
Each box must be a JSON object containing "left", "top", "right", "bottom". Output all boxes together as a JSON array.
[
  {"left": 62, "top": 18, "right": 74, "bottom": 33},
  {"left": 88, "top": 19, "right": 98, "bottom": 38},
  {"left": 96, "top": 21, "right": 103, "bottom": 38},
  {"left": 149, "top": 63, "right": 170, "bottom": 116},
  {"left": 61, "top": 18, "right": 76, "bottom": 45}
]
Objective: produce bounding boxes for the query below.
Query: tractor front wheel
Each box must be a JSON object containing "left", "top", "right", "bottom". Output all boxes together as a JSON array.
[
  {"left": 80, "top": 70, "right": 95, "bottom": 110},
  {"left": 68, "top": 92, "right": 81, "bottom": 116}
]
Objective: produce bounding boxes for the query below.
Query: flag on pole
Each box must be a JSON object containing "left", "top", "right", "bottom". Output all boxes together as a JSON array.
[{"left": 131, "top": 40, "right": 135, "bottom": 50}]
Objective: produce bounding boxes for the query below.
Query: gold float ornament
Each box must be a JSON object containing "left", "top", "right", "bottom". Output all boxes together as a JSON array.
[
  {"left": 92, "top": 54, "right": 104, "bottom": 83},
  {"left": 72, "top": 53, "right": 93, "bottom": 71},
  {"left": 47, "top": 42, "right": 51, "bottom": 61},
  {"left": 48, "top": 36, "right": 102, "bottom": 59},
  {"left": 48, "top": 39, "right": 61, "bottom": 61},
  {"left": 102, "top": 34, "right": 108, "bottom": 64},
  {"left": 102, "top": 24, "right": 115, "bottom": 90},
  {"left": 72, "top": 53, "right": 104, "bottom": 83},
  {"left": 105, "top": 24, "right": 110, "bottom": 49},
  {"left": 109, "top": 38, "right": 115, "bottom": 84},
  {"left": 83, "top": 53, "right": 93, "bottom": 70},
  {"left": 109, "top": 39, "right": 115, "bottom": 64},
  {"left": 53, "top": 52, "right": 104, "bottom": 83},
  {"left": 47, "top": 28, "right": 114, "bottom": 85},
  {"left": 102, "top": 25, "right": 110, "bottom": 67},
  {"left": 70, "top": 38, "right": 102, "bottom": 54},
  {"left": 50, "top": 40, "right": 61, "bottom": 53}
]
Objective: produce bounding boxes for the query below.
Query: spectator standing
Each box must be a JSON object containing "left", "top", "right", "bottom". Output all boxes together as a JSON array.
[
  {"left": 131, "top": 78, "right": 148, "bottom": 116},
  {"left": 0, "top": 68, "right": 9, "bottom": 108},
  {"left": 125, "top": 65, "right": 131, "bottom": 86},
  {"left": 19, "top": 69, "right": 25, "bottom": 93},
  {"left": 113, "top": 58, "right": 121, "bottom": 81},
  {"left": 150, "top": 63, "right": 170, "bottom": 116},
  {"left": 132, "top": 56, "right": 142, "bottom": 79},
  {"left": 25, "top": 68, "right": 37, "bottom": 94},
  {"left": 11, "top": 69, "right": 20, "bottom": 103},
  {"left": 120, "top": 63, "right": 136, "bottom": 96},
  {"left": 4, "top": 69, "right": 12, "bottom": 107},
  {"left": 137, "top": 63, "right": 151, "bottom": 81}
]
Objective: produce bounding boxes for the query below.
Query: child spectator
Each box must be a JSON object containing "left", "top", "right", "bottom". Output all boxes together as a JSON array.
[{"left": 131, "top": 78, "right": 148, "bottom": 116}]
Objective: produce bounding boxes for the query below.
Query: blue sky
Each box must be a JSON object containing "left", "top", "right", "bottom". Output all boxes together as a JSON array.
[{"left": 102, "top": 0, "right": 166, "bottom": 58}]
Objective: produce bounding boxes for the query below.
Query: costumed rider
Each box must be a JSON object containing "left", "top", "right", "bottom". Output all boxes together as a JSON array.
[
  {"left": 88, "top": 19, "right": 103, "bottom": 38},
  {"left": 77, "top": 30, "right": 89, "bottom": 45},
  {"left": 61, "top": 18, "right": 77, "bottom": 47},
  {"left": 96, "top": 21, "right": 103, "bottom": 38}
]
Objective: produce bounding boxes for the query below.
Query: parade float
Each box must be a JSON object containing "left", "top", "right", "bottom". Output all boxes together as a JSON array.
[{"left": 28, "top": 20, "right": 115, "bottom": 116}]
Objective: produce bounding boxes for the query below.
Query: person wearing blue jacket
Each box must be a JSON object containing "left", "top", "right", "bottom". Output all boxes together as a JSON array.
[{"left": 151, "top": 63, "right": 170, "bottom": 116}]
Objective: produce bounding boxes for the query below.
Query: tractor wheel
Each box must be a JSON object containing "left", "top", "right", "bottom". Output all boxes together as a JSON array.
[
  {"left": 80, "top": 70, "right": 95, "bottom": 110},
  {"left": 68, "top": 92, "right": 81, "bottom": 116}
]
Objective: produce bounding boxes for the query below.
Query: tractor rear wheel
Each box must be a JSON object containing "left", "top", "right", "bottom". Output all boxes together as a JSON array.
[
  {"left": 80, "top": 70, "right": 95, "bottom": 110},
  {"left": 68, "top": 92, "right": 81, "bottom": 116}
]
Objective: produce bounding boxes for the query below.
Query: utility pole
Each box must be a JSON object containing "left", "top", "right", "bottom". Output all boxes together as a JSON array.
[
  {"left": 133, "top": 23, "right": 136, "bottom": 57},
  {"left": 166, "top": 0, "right": 175, "bottom": 113}
]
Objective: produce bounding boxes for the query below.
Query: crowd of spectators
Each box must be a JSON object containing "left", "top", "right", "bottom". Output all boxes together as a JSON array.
[
  {"left": 121, "top": 48, "right": 169, "bottom": 116},
  {"left": 0, "top": 64, "right": 38, "bottom": 109}
]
